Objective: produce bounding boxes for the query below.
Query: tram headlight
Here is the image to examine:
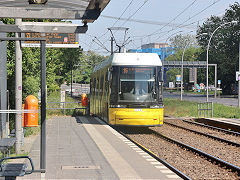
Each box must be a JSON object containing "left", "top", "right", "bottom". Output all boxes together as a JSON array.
[
  {"left": 150, "top": 105, "right": 159, "bottom": 108},
  {"left": 110, "top": 105, "right": 127, "bottom": 108},
  {"left": 150, "top": 105, "right": 163, "bottom": 108}
]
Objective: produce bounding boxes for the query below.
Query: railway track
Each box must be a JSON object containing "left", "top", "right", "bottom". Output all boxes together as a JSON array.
[
  {"left": 114, "top": 127, "right": 191, "bottom": 180},
  {"left": 164, "top": 121, "right": 240, "bottom": 147},
  {"left": 148, "top": 128, "right": 240, "bottom": 174},
  {"left": 182, "top": 119, "right": 240, "bottom": 136},
  {"left": 116, "top": 125, "right": 240, "bottom": 179}
]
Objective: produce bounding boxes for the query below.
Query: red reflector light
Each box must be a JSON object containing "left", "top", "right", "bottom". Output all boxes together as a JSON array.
[{"left": 153, "top": 119, "right": 157, "bottom": 120}]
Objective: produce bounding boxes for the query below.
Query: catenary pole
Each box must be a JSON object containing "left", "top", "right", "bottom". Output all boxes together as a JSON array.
[
  {"left": 238, "top": 41, "right": 240, "bottom": 107},
  {"left": 15, "top": 18, "right": 22, "bottom": 154},
  {"left": 40, "top": 39, "right": 46, "bottom": 170}
]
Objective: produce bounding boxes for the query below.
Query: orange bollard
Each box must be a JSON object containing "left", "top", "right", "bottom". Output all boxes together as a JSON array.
[
  {"left": 24, "top": 95, "right": 38, "bottom": 127},
  {"left": 81, "top": 93, "right": 88, "bottom": 107}
]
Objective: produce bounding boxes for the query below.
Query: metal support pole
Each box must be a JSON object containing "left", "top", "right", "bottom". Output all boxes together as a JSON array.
[
  {"left": 194, "top": 68, "right": 197, "bottom": 92},
  {"left": 40, "top": 40, "right": 46, "bottom": 170},
  {"left": 71, "top": 67, "right": 73, "bottom": 97},
  {"left": 111, "top": 37, "right": 113, "bottom": 55},
  {"left": 214, "top": 65, "right": 217, "bottom": 98},
  {"left": 211, "top": 102, "right": 213, "bottom": 118},
  {"left": 0, "top": 24, "right": 7, "bottom": 138},
  {"left": 15, "top": 18, "right": 22, "bottom": 154},
  {"left": 181, "top": 43, "right": 189, "bottom": 101},
  {"left": 238, "top": 41, "right": 240, "bottom": 108},
  {"left": 162, "top": 48, "right": 164, "bottom": 82},
  {"left": 206, "top": 21, "right": 237, "bottom": 102}
]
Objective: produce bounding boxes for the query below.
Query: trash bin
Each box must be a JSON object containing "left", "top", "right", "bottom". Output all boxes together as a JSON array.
[
  {"left": 24, "top": 95, "right": 38, "bottom": 127},
  {"left": 81, "top": 93, "right": 88, "bottom": 107}
]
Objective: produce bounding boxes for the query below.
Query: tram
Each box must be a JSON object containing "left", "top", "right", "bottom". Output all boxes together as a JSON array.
[{"left": 90, "top": 53, "right": 163, "bottom": 126}]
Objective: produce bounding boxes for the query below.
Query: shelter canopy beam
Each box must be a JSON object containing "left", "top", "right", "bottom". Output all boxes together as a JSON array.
[
  {"left": 0, "top": 24, "right": 88, "bottom": 33},
  {"left": 0, "top": 0, "right": 110, "bottom": 21}
]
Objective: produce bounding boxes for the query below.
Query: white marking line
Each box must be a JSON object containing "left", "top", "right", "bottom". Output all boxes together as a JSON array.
[
  {"left": 130, "top": 145, "right": 138, "bottom": 148},
  {"left": 136, "top": 150, "right": 144, "bottom": 153},
  {"left": 85, "top": 117, "right": 141, "bottom": 179},
  {"left": 146, "top": 159, "right": 157, "bottom": 162},
  {"left": 139, "top": 152, "right": 148, "bottom": 155},
  {"left": 132, "top": 148, "right": 140, "bottom": 150},
  {"left": 155, "top": 165, "right": 167, "bottom": 169},
  {"left": 151, "top": 162, "right": 161, "bottom": 165},
  {"left": 160, "top": 170, "right": 174, "bottom": 174},
  {"left": 125, "top": 142, "right": 133, "bottom": 145},
  {"left": 41, "top": 173, "right": 45, "bottom": 180},
  {"left": 142, "top": 155, "right": 152, "bottom": 158},
  {"left": 166, "top": 174, "right": 181, "bottom": 179}
]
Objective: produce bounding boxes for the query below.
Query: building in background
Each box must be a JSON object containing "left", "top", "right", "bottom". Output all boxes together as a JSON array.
[{"left": 130, "top": 43, "right": 175, "bottom": 60}]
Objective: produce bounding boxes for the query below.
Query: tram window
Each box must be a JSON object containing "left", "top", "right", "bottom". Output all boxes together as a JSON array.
[
  {"left": 110, "top": 67, "right": 118, "bottom": 104},
  {"left": 119, "top": 67, "right": 157, "bottom": 103}
]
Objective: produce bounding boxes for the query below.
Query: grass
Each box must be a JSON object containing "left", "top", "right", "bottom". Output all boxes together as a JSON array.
[
  {"left": 165, "top": 89, "right": 219, "bottom": 95},
  {"left": 164, "top": 98, "right": 240, "bottom": 119},
  {"left": 46, "top": 91, "right": 85, "bottom": 117},
  {"left": 24, "top": 91, "right": 85, "bottom": 137},
  {"left": 24, "top": 127, "right": 40, "bottom": 137}
]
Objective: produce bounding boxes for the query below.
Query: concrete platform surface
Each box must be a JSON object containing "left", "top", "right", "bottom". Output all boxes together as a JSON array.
[{"left": 18, "top": 116, "right": 181, "bottom": 180}]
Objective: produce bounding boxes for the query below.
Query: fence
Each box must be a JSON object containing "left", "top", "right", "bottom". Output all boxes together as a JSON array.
[{"left": 197, "top": 102, "right": 213, "bottom": 118}]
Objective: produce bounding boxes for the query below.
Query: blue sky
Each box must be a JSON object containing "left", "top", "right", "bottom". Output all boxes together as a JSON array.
[{"left": 75, "top": 0, "right": 238, "bottom": 55}]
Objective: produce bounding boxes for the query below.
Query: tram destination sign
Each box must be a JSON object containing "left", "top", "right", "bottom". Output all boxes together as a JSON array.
[{"left": 21, "top": 32, "right": 79, "bottom": 48}]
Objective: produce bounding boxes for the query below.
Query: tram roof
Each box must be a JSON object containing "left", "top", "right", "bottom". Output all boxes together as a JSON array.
[{"left": 92, "top": 53, "right": 162, "bottom": 73}]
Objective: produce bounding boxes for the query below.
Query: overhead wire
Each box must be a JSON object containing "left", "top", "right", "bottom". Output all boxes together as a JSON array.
[
  {"left": 86, "top": 0, "right": 136, "bottom": 53},
  {"left": 132, "top": 0, "right": 221, "bottom": 41},
  {"left": 83, "top": 0, "right": 224, "bottom": 54},
  {"left": 101, "top": 15, "right": 196, "bottom": 29},
  {"left": 119, "top": 0, "right": 149, "bottom": 27},
  {"left": 148, "top": 0, "right": 198, "bottom": 37},
  {"left": 95, "top": 0, "right": 135, "bottom": 41}
]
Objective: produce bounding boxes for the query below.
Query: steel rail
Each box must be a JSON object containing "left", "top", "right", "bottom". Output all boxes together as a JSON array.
[
  {"left": 150, "top": 129, "right": 240, "bottom": 174},
  {"left": 165, "top": 122, "right": 240, "bottom": 147},
  {"left": 182, "top": 119, "right": 240, "bottom": 136},
  {"left": 114, "top": 128, "right": 191, "bottom": 180}
]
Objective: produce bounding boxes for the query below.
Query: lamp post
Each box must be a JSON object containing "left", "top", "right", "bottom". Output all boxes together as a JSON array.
[
  {"left": 162, "top": 31, "right": 182, "bottom": 82},
  {"left": 180, "top": 41, "right": 190, "bottom": 101},
  {"left": 238, "top": 41, "right": 240, "bottom": 108},
  {"left": 206, "top": 21, "right": 238, "bottom": 102},
  {"left": 180, "top": 33, "right": 208, "bottom": 101}
]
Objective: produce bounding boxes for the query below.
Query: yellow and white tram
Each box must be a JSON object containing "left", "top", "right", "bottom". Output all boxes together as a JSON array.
[{"left": 90, "top": 53, "right": 164, "bottom": 126}]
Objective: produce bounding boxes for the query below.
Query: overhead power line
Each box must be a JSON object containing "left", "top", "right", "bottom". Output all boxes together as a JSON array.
[
  {"left": 97, "top": 0, "right": 135, "bottom": 41},
  {"left": 148, "top": 0, "right": 198, "bottom": 37},
  {"left": 111, "top": 0, "right": 135, "bottom": 27},
  {"left": 120, "top": 0, "right": 149, "bottom": 27},
  {"left": 134, "top": 0, "right": 221, "bottom": 39},
  {"left": 101, "top": 15, "right": 196, "bottom": 29}
]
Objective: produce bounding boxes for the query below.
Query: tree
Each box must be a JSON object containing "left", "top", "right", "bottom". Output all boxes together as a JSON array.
[
  {"left": 169, "top": 34, "right": 198, "bottom": 49},
  {"left": 166, "top": 41, "right": 203, "bottom": 86},
  {"left": 197, "top": 2, "right": 240, "bottom": 94}
]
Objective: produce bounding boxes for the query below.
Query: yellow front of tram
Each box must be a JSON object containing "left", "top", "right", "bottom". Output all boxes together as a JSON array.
[{"left": 108, "top": 66, "right": 163, "bottom": 126}]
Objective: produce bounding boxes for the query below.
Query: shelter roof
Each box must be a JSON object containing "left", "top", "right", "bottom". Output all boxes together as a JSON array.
[{"left": 0, "top": 0, "right": 110, "bottom": 22}]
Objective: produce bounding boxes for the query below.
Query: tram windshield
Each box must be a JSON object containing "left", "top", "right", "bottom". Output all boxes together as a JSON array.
[{"left": 119, "top": 67, "right": 157, "bottom": 103}]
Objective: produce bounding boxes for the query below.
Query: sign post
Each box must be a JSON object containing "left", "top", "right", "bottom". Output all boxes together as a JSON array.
[{"left": 217, "top": 80, "right": 221, "bottom": 97}]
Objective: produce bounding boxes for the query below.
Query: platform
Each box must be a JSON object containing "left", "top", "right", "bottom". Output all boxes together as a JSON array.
[{"left": 19, "top": 116, "right": 181, "bottom": 179}]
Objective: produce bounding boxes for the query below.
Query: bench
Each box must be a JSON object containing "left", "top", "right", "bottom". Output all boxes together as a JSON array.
[
  {"left": 0, "top": 156, "right": 34, "bottom": 180},
  {"left": 0, "top": 138, "right": 16, "bottom": 158}
]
